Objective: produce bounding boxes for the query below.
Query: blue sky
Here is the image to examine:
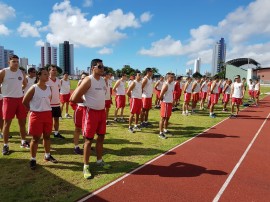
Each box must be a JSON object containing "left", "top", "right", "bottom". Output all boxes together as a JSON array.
[{"left": 1, "top": 0, "right": 270, "bottom": 75}]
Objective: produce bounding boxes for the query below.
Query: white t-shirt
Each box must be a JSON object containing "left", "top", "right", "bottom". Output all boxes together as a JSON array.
[
  {"left": 46, "top": 77, "right": 61, "bottom": 107},
  {"left": 60, "top": 79, "right": 70, "bottom": 95},
  {"left": 142, "top": 77, "right": 153, "bottom": 98},
  {"left": 115, "top": 80, "right": 126, "bottom": 95},
  {"left": 24, "top": 76, "right": 36, "bottom": 94},
  {"left": 30, "top": 84, "right": 52, "bottom": 112},
  {"left": 162, "top": 81, "right": 174, "bottom": 103},
  {"left": 232, "top": 82, "right": 243, "bottom": 98},
  {"left": 131, "top": 80, "right": 142, "bottom": 99}
]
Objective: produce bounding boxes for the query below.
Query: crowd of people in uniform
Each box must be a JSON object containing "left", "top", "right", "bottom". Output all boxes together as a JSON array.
[{"left": 0, "top": 55, "right": 261, "bottom": 179}]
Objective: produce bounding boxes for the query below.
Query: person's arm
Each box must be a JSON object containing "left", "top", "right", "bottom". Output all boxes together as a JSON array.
[
  {"left": 159, "top": 83, "right": 168, "bottom": 101},
  {"left": 70, "top": 76, "right": 91, "bottom": 103},
  {"left": 22, "top": 86, "right": 35, "bottom": 110},
  {"left": 230, "top": 83, "right": 234, "bottom": 97},
  {"left": 183, "top": 82, "right": 188, "bottom": 93},
  {"left": 141, "top": 78, "right": 148, "bottom": 90},
  {"left": 21, "top": 71, "right": 27, "bottom": 90},
  {"left": 210, "top": 82, "right": 216, "bottom": 93},
  {"left": 0, "top": 69, "right": 5, "bottom": 85},
  {"left": 154, "top": 80, "right": 160, "bottom": 90},
  {"left": 112, "top": 80, "right": 120, "bottom": 93},
  {"left": 222, "top": 84, "right": 228, "bottom": 94},
  {"left": 191, "top": 82, "right": 197, "bottom": 93},
  {"left": 200, "top": 82, "right": 205, "bottom": 92},
  {"left": 126, "top": 81, "right": 135, "bottom": 97}
]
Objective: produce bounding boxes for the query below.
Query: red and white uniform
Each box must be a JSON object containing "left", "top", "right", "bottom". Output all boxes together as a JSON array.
[
  {"left": 142, "top": 77, "right": 153, "bottom": 109},
  {"left": 254, "top": 83, "right": 260, "bottom": 98},
  {"left": 184, "top": 82, "right": 192, "bottom": 103},
  {"left": 2, "top": 67, "right": 27, "bottom": 119},
  {"left": 155, "top": 80, "right": 163, "bottom": 98},
  {"left": 28, "top": 84, "right": 52, "bottom": 136},
  {"left": 231, "top": 82, "right": 243, "bottom": 105},
  {"left": 210, "top": 81, "right": 220, "bottom": 105},
  {"left": 192, "top": 81, "right": 200, "bottom": 102},
  {"left": 105, "top": 80, "right": 112, "bottom": 109},
  {"left": 161, "top": 81, "right": 174, "bottom": 118},
  {"left": 24, "top": 76, "right": 36, "bottom": 94},
  {"left": 82, "top": 75, "right": 106, "bottom": 139},
  {"left": 74, "top": 103, "right": 84, "bottom": 129},
  {"left": 0, "top": 93, "right": 3, "bottom": 119},
  {"left": 115, "top": 80, "right": 126, "bottom": 108},
  {"left": 222, "top": 84, "right": 231, "bottom": 103},
  {"left": 60, "top": 79, "right": 71, "bottom": 103},
  {"left": 248, "top": 82, "right": 254, "bottom": 98},
  {"left": 46, "top": 77, "right": 61, "bottom": 107},
  {"left": 173, "top": 81, "right": 181, "bottom": 101},
  {"left": 200, "top": 81, "right": 208, "bottom": 100},
  {"left": 130, "top": 80, "right": 142, "bottom": 115}
]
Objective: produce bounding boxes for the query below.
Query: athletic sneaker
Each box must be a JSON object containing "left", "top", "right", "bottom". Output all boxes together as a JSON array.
[
  {"left": 30, "top": 159, "right": 36, "bottom": 170},
  {"left": 74, "top": 147, "right": 83, "bottom": 155},
  {"left": 65, "top": 114, "right": 72, "bottom": 119},
  {"left": 96, "top": 160, "right": 112, "bottom": 169},
  {"left": 113, "top": 118, "right": 119, "bottom": 122},
  {"left": 145, "top": 122, "right": 152, "bottom": 126},
  {"left": 83, "top": 165, "right": 92, "bottom": 179},
  {"left": 119, "top": 118, "right": 125, "bottom": 123},
  {"left": 230, "top": 114, "right": 237, "bottom": 118},
  {"left": 159, "top": 133, "right": 167, "bottom": 139},
  {"left": 20, "top": 141, "right": 30, "bottom": 149},
  {"left": 163, "top": 130, "right": 171, "bottom": 135},
  {"left": 106, "top": 121, "right": 112, "bottom": 125},
  {"left": 44, "top": 155, "right": 58, "bottom": 163},
  {"left": 54, "top": 132, "right": 65, "bottom": 139},
  {"left": 128, "top": 127, "right": 134, "bottom": 133},
  {"left": 140, "top": 122, "right": 147, "bottom": 128},
  {"left": 2, "top": 145, "right": 9, "bottom": 155},
  {"left": 209, "top": 114, "right": 216, "bottom": 118},
  {"left": 133, "top": 126, "right": 142, "bottom": 131}
]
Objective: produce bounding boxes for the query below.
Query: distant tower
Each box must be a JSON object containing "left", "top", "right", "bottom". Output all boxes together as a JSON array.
[
  {"left": 212, "top": 38, "right": 226, "bottom": 76},
  {"left": 41, "top": 42, "right": 57, "bottom": 68},
  {"left": 59, "top": 41, "right": 74, "bottom": 75},
  {"left": 194, "top": 58, "right": 201, "bottom": 73},
  {"left": 20, "top": 57, "right": 28, "bottom": 69},
  {"left": 4, "top": 49, "right": 14, "bottom": 67}
]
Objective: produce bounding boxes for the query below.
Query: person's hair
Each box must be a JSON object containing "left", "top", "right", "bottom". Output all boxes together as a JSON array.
[
  {"left": 135, "top": 70, "right": 141, "bottom": 74},
  {"left": 35, "top": 68, "right": 47, "bottom": 84},
  {"left": 145, "top": 67, "right": 153, "bottom": 72},
  {"left": 63, "top": 72, "right": 69, "bottom": 75},
  {"left": 48, "top": 64, "right": 57, "bottom": 71},
  {"left": 213, "top": 75, "right": 219, "bottom": 80},
  {"left": 9, "top": 55, "right": 19, "bottom": 60},
  {"left": 81, "top": 72, "right": 89, "bottom": 77},
  {"left": 27, "top": 67, "right": 36, "bottom": 74},
  {"left": 91, "top": 59, "right": 103, "bottom": 67}
]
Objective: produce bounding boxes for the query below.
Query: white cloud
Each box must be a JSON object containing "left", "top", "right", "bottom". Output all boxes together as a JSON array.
[
  {"left": 46, "top": 1, "right": 141, "bottom": 47},
  {"left": 83, "top": 0, "right": 93, "bottom": 7},
  {"left": 140, "top": 12, "right": 153, "bottom": 23},
  {"left": 139, "top": 0, "right": 270, "bottom": 67},
  {"left": 0, "top": 2, "right": 16, "bottom": 22},
  {"left": 0, "top": 24, "right": 10, "bottom": 35},
  {"left": 17, "top": 22, "right": 40, "bottom": 37},
  {"left": 35, "top": 21, "right": 42, "bottom": 27},
  {"left": 98, "top": 47, "right": 113, "bottom": 55},
  {"left": 35, "top": 39, "right": 45, "bottom": 47}
]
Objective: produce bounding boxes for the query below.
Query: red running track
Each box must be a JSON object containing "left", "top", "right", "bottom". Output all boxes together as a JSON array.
[{"left": 78, "top": 96, "right": 270, "bottom": 202}]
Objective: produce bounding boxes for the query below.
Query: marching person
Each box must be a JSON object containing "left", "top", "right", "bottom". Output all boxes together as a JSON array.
[
  {"left": 154, "top": 76, "right": 164, "bottom": 108},
  {"left": 222, "top": 79, "right": 232, "bottom": 112},
  {"left": 182, "top": 77, "right": 192, "bottom": 115},
  {"left": 209, "top": 75, "right": 220, "bottom": 118},
  {"left": 24, "top": 67, "right": 36, "bottom": 94},
  {"left": 60, "top": 72, "right": 72, "bottom": 118},
  {"left": 230, "top": 75, "right": 245, "bottom": 118},
  {"left": 23, "top": 68, "right": 58, "bottom": 170},
  {"left": 254, "top": 79, "right": 260, "bottom": 106}
]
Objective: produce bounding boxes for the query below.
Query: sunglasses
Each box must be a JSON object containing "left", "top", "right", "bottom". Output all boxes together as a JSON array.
[{"left": 95, "top": 64, "right": 104, "bottom": 69}]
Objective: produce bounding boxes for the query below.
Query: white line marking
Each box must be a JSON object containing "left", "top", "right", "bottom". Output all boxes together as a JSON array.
[
  {"left": 213, "top": 112, "right": 270, "bottom": 202},
  {"left": 78, "top": 118, "right": 229, "bottom": 202}
]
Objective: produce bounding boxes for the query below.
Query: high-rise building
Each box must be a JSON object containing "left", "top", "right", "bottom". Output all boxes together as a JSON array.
[
  {"left": 212, "top": 38, "right": 226, "bottom": 76},
  {"left": 194, "top": 58, "right": 201, "bottom": 73},
  {"left": 0, "top": 46, "right": 4, "bottom": 69},
  {"left": 59, "top": 41, "right": 74, "bottom": 75},
  {"left": 4, "top": 49, "right": 14, "bottom": 67},
  {"left": 20, "top": 57, "right": 28, "bottom": 69},
  {"left": 41, "top": 42, "right": 57, "bottom": 68}
]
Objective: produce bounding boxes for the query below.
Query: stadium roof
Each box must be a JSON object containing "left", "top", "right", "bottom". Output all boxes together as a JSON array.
[{"left": 226, "top": 58, "right": 261, "bottom": 68}]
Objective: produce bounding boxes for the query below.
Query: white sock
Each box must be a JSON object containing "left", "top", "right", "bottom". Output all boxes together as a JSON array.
[
  {"left": 84, "top": 164, "right": 89, "bottom": 169},
  {"left": 45, "top": 153, "right": 50, "bottom": 158},
  {"left": 164, "top": 129, "right": 168, "bottom": 133},
  {"left": 4, "top": 144, "right": 8, "bottom": 147},
  {"left": 75, "top": 145, "right": 79, "bottom": 149},
  {"left": 96, "top": 159, "right": 103, "bottom": 164},
  {"left": 31, "top": 157, "right": 36, "bottom": 161},
  {"left": 210, "top": 112, "right": 213, "bottom": 115},
  {"left": 54, "top": 131, "right": 58, "bottom": 135},
  {"left": 21, "top": 140, "right": 26, "bottom": 144}
]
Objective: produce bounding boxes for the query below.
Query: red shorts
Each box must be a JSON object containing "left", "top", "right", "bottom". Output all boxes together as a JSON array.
[
  {"left": 115, "top": 95, "right": 126, "bottom": 108},
  {"left": 142, "top": 97, "right": 152, "bottom": 109},
  {"left": 192, "top": 93, "right": 200, "bottom": 102},
  {"left": 0, "top": 99, "right": 3, "bottom": 119},
  {"left": 248, "top": 90, "right": 254, "bottom": 97},
  {"left": 210, "top": 94, "right": 219, "bottom": 105},
  {"left": 200, "top": 92, "right": 207, "bottom": 100},
  {"left": 70, "top": 101, "right": 78, "bottom": 110},
  {"left": 28, "top": 111, "right": 53, "bottom": 136},
  {"left": 155, "top": 90, "right": 161, "bottom": 98},
  {"left": 82, "top": 108, "right": 106, "bottom": 139},
  {"left": 105, "top": 100, "right": 112, "bottom": 109},
  {"left": 232, "top": 97, "right": 243, "bottom": 105},
  {"left": 254, "top": 90, "right": 260, "bottom": 98},
  {"left": 173, "top": 92, "right": 181, "bottom": 101},
  {"left": 160, "top": 102, "right": 173, "bottom": 118},
  {"left": 2, "top": 97, "right": 27, "bottom": 120},
  {"left": 74, "top": 106, "right": 84, "bottom": 129},
  {"left": 223, "top": 94, "right": 230, "bottom": 103},
  {"left": 130, "top": 98, "right": 142, "bottom": 114},
  {"left": 60, "top": 93, "right": 71, "bottom": 103},
  {"left": 218, "top": 87, "right": 223, "bottom": 94},
  {"left": 184, "top": 93, "right": 191, "bottom": 103}
]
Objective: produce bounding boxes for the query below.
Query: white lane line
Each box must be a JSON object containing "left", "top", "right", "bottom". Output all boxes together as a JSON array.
[
  {"left": 213, "top": 112, "right": 270, "bottom": 202},
  {"left": 78, "top": 118, "right": 229, "bottom": 202}
]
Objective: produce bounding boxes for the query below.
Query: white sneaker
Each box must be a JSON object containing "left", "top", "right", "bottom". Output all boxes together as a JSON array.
[{"left": 65, "top": 114, "right": 72, "bottom": 118}]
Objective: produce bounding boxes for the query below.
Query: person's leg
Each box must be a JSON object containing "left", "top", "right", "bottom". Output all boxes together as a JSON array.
[
  {"left": 65, "top": 102, "right": 69, "bottom": 114},
  {"left": 3, "top": 119, "right": 12, "bottom": 144},
  {"left": 120, "top": 107, "right": 124, "bottom": 118},
  {"left": 30, "top": 136, "right": 40, "bottom": 158},
  {"left": 60, "top": 103, "right": 64, "bottom": 117},
  {"left": 231, "top": 103, "right": 235, "bottom": 114},
  {"left": 96, "top": 135, "right": 104, "bottom": 161},
  {"left": 74, "top": 127, "right": 81, "bottom": 146},
  {"left": 43, "top": 133, "right": 51, "bottom": 154},
  {"left": 0, "top": 118, "right": 3, "bottom": 133},
  {"left": 83, "top": 138, "right": 93, "bottom": 165},
  {"left": 53, "top": 117, "right": 59, "bottom": 131},
  {"left": 18, "top": 118, "right": 27, "bottom": 140},
  {"left": 140, "top": 109, "right": 145, "bottom": 123},
  {"left": 129, "top": 114, "right": 134, "bottom": 128},
  {"left": 114, "top": 108, "right": 119, "bottom": 119},
  {"left": 236, "top": 104, "right": 240, "bottom": 115},
  {"left": 164, "top": 117, "right": 169, "bottom": 130},
  {"left": 135, "top": 114, "right": 139, "bottom": 125},
  {"left": 159, "top": 118, "right": 164, "bottom": 133},
  {"left": 145, "top": 109, "right": 149, "bottom": 122}
]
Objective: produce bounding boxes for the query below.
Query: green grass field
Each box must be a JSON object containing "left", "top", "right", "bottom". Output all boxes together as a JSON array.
[{"left": 0, "top": 81, "right": 269, "bottom": 202}]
